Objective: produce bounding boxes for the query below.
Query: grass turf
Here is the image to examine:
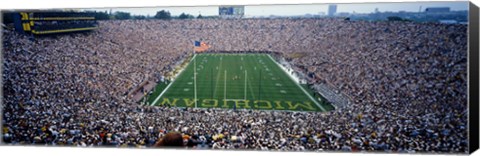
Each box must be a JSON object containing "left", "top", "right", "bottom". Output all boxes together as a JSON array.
[{"left": 146, "top": 53, "right": 334, "bottom": 112}]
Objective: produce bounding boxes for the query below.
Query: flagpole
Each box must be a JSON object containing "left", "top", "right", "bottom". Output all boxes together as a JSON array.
[{"left": 194, "top": 46, "right": 197, "bottom": 108}]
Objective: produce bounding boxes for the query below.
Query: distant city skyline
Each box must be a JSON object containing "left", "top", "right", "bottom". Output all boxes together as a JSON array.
[{"left": 83, "top": 2, "right": 468, "bottom": 17}]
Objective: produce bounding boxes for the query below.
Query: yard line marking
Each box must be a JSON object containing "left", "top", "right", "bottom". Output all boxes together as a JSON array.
[
  {"left": 245, "top": 56, "right": 257, "bottom": 100},
  {"left": 266, "top": 54, "right": 326, "bottom": 111},
  {"left": 151, "top": 55, "right": 197, "bottom": 106},
  {"left": 212, "top": 54, "right": 224, "bottom": 98}
]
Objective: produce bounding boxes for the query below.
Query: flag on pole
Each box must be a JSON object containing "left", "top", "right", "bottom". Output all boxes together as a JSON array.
[{"left": 194, "top": 41, "right": 210, "bottom": 53}]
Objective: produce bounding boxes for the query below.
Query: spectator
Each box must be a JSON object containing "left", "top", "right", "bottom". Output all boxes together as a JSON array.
[{"left": 155, "top": 132, "right": 185, "bottom": 147}]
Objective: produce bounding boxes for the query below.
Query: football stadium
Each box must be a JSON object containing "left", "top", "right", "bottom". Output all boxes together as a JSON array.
[
  {"left": 146, "top": 53, "right": 333, "bottom": 112},
  {"left": 1, "top": 2, "right": 470, "bottom": 154}
]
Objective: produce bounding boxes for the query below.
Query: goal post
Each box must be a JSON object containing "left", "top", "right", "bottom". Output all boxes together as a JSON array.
[
  {"left": 224, "top": 69, "right": 227, "bottom": 100},
  {"left": 244, "top": 70, "right": 247, "bottom": 100},
  {"left": 223, "top": 69, "right": 248, "bottom": 102}
]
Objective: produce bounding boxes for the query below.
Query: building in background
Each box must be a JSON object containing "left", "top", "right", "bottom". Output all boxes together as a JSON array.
[
  {"left": 219, "top": 6, "right": 245, "bottom": 18},
  {"left": 425, "top": 7, "right": 451, "bottom": 13},
  {"left": 328, "top": 4, "right": 337, "bottom": 16}
]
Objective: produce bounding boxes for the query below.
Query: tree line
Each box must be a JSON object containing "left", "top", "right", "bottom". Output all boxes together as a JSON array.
[{"left": 88, "top": 10, "right": 215, "bottom": 20}]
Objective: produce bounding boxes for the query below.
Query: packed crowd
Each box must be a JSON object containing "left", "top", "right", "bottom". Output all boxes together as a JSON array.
[{"left": 2, "top": 18, "right": 468, "bottom": 153}]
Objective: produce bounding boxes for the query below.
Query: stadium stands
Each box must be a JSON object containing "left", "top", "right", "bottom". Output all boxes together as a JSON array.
[
  {"left": 13, "top": 11, "right": 98, "bottom": 35},
  {"left": 2, "top": 18, "right": 468, "bottom": 153}
]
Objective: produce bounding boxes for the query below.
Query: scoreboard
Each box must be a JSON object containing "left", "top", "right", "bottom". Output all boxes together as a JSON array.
[{"left": 219, "top": 6, "right": 244, "bottom": 18}]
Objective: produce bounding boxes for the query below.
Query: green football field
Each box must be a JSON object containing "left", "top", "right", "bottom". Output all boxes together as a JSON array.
[{"left": 146, "top": 53, "right": 334, "bottom": 112}]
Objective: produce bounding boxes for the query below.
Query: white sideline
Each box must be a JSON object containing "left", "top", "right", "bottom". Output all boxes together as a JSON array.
[
  {"left": 151, "top": 55, "right": 197, "bottom": 106},
  {"left": 266, "top": 55, "right": 327, "bottom": 112}
]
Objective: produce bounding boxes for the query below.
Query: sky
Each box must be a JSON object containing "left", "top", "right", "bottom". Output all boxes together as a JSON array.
[{"left": 83, "top": 1, "right": 468, "bottom": 17}]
